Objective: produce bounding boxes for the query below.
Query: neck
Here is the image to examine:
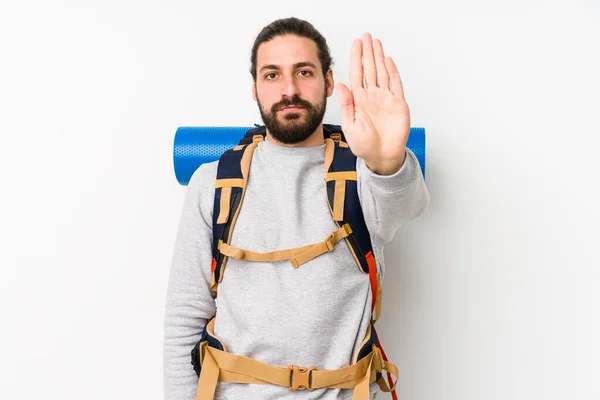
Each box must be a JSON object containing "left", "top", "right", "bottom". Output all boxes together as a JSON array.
[{"left": 265, "top": 125, "right": 325, "bottom": 148}]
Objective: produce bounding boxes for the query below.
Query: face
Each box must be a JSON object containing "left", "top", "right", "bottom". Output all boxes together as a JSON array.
[{"left": 253, "top": 35, "right": 334, "bottom": 144}]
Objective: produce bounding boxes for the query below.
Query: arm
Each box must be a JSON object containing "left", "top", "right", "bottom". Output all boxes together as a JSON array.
[
  {"left": 356, "top": 148, "right": 429, "bottom": 282},
  {"left": 357, "top": 148, "right": 430, "bottom": 245},
  {"left": 337, "top": 32, "right": 430, "bottom": 275},
  {"left": 163, "top": 164, "right": 216, "bottom": 400}
]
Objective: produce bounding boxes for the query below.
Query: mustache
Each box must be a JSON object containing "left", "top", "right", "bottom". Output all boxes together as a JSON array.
[{"left": 272, "top": 96, "right": 313, "bottom": 112}]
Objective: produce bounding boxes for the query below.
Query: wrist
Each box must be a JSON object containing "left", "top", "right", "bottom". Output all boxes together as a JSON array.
[{"left": 365, "top": 150, "right": 406, "bottom": 176}]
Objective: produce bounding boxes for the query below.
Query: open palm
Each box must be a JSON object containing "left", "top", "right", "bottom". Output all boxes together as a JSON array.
[{"left": 337, "top": 34, "right": 410, "bottom": 175}]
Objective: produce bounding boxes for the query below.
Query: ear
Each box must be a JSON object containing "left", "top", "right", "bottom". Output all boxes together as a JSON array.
[
  {"left": 252, "top": 80, "right": 257, "bottom": 101},
  {"left": 325, "top": 69, "right": 334, "bottom": 97}
]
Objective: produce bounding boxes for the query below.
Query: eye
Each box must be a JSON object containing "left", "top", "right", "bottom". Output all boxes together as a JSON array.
[
  {"left": 298, "top": 70, "right": 313, "bottom": 77},
  {"left": 264, "top": 72, "right": 278, "bottom": 80}
]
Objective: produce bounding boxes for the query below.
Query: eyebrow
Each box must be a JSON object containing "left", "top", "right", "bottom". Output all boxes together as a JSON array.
[{"left": 259, "top": 61, "right": 318, "bottom": 73}]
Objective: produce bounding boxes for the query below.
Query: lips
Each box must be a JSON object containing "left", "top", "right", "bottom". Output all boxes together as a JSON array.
[{"left": 280, "top": 105, "right": 303, "bottom": 111}]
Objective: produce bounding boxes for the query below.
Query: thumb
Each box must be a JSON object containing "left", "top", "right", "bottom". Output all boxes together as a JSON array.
[{"left": 336, "top": 83, "right": 355, "bottom": 126}]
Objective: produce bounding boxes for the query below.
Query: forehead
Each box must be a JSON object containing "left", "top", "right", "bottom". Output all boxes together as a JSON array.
[{"left": 256, "top": 35, "right": 321, "bottom": 71}]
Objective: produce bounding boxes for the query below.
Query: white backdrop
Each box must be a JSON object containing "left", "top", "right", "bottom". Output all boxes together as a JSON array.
[{"left": 1, "top": 1, "right": 599, "bottom": 399}]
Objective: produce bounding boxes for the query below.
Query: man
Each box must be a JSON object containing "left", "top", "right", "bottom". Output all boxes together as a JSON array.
[{"left": 164, "top": 17, "right": 430, "bottom": 400}]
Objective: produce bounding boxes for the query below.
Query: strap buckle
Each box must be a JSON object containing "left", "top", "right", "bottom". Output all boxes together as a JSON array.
[
  {"left": 342, "top": 223, "right": 353, "bottom": 235},
  {"left": 325, "top": 224, "right": 352, "bottom": 251},
  {"left": 288, "top": 365, "right": 316, "bottom": 391}
]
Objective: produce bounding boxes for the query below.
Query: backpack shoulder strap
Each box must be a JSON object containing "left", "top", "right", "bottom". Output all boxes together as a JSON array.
[
  {"left": 210, "top": 133, "right": 263, "bottom": 295},
  {"left": 324, "top": 125, "right": 382, "bottom": 322}
]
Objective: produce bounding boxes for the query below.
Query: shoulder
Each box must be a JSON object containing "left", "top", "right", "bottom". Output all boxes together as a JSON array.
[
  {"left": 188, "top": 160, "right": 219, "bottom": 192},
  {"left": 185, "top": 160, "right": 219, "bottom": 224}
]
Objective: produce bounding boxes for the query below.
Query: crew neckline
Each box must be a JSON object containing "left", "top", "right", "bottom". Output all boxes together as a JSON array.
[{"left": 259, "top": 136, "right": 327, "bottom": 157}]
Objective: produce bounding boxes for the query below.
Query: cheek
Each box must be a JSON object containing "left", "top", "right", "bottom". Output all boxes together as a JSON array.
[
  {"left": 305, "top": 81, "right": 326, "bottom": 100},
  {"left": 257, "top": 87, "right": 276, "bottom": 107}
]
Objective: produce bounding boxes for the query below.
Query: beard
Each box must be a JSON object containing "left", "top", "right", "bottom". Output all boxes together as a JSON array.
[{"left": 257, "top": 91, "right": 327, "bottom": 145}]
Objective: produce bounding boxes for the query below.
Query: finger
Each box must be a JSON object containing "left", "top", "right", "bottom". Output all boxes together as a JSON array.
[
  {"left": 373, "top": 39, "right": 389, "bottom": 90},
  {"left": 350, "top": 39, "right": 363, "bottom": 90},
  {"left": 361, "top": 33, "right": 377, "bottom": 88},
  {"left": 336, "top": 83, "right": 355, "bottom": 125},
  {"left": 385, "top": 57, "right": 405, "bottom": 98}
]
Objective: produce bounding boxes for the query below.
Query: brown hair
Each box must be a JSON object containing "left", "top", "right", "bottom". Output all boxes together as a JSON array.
[{"left": 249, "top": 17, "right": 333, "bottom": 80}]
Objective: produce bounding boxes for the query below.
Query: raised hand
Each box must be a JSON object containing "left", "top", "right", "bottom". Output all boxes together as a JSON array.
[{"left": 336, "top": 33, "right": 410, "bottom": 175}]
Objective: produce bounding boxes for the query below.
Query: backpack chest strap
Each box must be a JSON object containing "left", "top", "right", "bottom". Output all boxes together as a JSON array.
[{"left": 218, "top": 224, "right": 352, "bottom": 268}]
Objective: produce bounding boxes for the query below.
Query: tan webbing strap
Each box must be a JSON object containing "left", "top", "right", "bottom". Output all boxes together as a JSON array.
[
  {"left": 324, "top": 140, "right": 357, "bottom": 221},
  {"left": 195, "top": 345, "right": 385, "bottom": 400},
  {"left": 374, "top": 360, "right": 399, "bottom": 392},
  {"left": 210, "top": 347, "right": 291, "bottom": 386},
  {"left": 215, "top": 179, "right": 245, "bottom": 188},
  {"left": 333, "top": 179, "right": 346, "bottom": 221},
  {"left": 215, "top": 178, "right": 246, "bottom": 223},
  {"left": 325, "top": 171, "right": 357, "bottom": 182},
  {"left": 195, "top": 342, "right": 219, "bottom": 400},
  {"left": 384, "top": 360, "right": 399, "bottom": 391},
  {"left": 352, "top": 353, "right": 373, "bottom": 400},
  {"left": 217, "top": 187, "right": 231, "bottom": 224},
  {"left": 214, "top": 173, "right": 247, "bottom": 226},
  {"left": 218, "top": 240, "right": 314, "bottom": 263},
  {"left": 290, "top": 224, "right": 352, "bottom": 268},
  {"left": 324, "top": 138, "right": 335, "bottom": 178},
  {"left": 217, "top": 224, "right": 352, "bottom": 268}
]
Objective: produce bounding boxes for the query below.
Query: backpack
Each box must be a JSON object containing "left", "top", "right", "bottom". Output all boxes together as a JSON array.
[{"left": 191, "top": 124, "right": 399, "bottom": 400}]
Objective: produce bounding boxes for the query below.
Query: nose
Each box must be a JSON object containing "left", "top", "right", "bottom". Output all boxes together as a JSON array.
[{"left": 282, "top": 74, "right": 299, "bottom": 98}]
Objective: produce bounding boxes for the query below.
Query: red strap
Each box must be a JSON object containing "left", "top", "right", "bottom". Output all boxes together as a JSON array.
[{"left": 365, "top": 251, "right": 377, "bottom": 314}]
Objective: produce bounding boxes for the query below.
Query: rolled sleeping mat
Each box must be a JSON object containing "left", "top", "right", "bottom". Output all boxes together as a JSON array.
[{"left": 173, "top": 126, "right": 426, "bottom": 186}]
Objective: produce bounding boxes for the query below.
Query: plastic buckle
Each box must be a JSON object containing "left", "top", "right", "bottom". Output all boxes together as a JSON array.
[
  {"left": 330, "top": 133, "right": 342, "bottom": 141},
  {"left": 288, "top": 365, "right": 315, "bottom": 391},
  {"left": 342, "top": 223, "right": 353, "bottom": 235}
]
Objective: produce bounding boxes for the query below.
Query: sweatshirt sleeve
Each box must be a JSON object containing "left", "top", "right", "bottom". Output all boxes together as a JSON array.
[
  {"left": 357, "top": 148, "right": 430, "bottom": 276},
  {"left": 163, "top": 163, "right": 217, "bottom": 400}
]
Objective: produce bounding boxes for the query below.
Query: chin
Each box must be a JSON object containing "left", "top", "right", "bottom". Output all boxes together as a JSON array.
[{"left": 282, "top": 113, "right": 303, "bottom": 121}]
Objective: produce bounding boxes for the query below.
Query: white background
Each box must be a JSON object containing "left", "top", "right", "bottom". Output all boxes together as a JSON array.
[{"left": 1, "top": 1, "right": 599, "bottom": 399}]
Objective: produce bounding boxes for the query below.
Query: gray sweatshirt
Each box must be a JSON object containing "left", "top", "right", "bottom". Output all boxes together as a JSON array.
[{"left": 163, "top": 136, "right": 430, "bottom": 400}]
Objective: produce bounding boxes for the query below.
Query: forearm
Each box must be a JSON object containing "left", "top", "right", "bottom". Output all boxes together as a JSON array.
[{"left": 358, "top": 148, "right": 430, "bottom": 244}]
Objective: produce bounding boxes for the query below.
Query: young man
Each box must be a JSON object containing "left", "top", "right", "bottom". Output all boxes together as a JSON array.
[{"left": 164, "top": 17, "right": 430, "bottom": 400}]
